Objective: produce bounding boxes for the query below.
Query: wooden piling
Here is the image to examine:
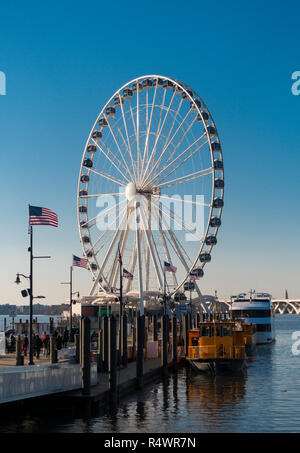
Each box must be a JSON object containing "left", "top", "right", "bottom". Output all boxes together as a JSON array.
[
  {"left": 74, "top": 334, "right": 80, "bottom": 364},
  {"left": 132, "top": 325, "right": 136, "bottom": 361},
  {"left": 50, "top": 336, "right": 57, "bottom": 364},
  {"left": 153, "top": 315, "right": 158, "bottom": 341},
  {"left": 109, "top": 315, "right": 117, "bottom": 403},
  {"left": 172, "top": 316, "right": 177, "bottom": 366},
  {"left": 82, "top": 316, "right": 91, "bottom": 395},
  {"left": 16, "top": 335, "right": 23, "bottom": 366},
  {"left": 102, "top": 315, "right": 109, "bottom": 372},
  {"left": 161, "top": 314, "right": 168, "bottom": 375},
  {"left": 183, "top": 314, "right": 189, "bottom": 357},
  {"left": 136, "top": 315, "right": 144, "bottom": 389},
  {"left": 121, "top": 314, "right": 128, "bottom": 367}
]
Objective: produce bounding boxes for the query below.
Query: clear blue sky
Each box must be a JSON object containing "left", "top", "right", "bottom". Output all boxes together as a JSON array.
[{"left": 0, "top": 0, "right": 299, "bottom": 305}]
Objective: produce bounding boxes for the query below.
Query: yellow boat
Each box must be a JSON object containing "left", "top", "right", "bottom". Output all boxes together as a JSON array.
[{"left": 187, "top": 318, "right": 249, "bottom": 374}]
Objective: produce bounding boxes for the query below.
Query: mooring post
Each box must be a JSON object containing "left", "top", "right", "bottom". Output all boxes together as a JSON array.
[
  {"left": 50, "top": 335, "right": 57, "bottom": 364},
  {"left": 121, "top": 314, "right": 128, "bottom": 367},
  {"left": 49, "top": 317, "right": 54, "bottom": 335},
  {"left": 82, "top": 316, "right": 91, "bottom": 395},
  {"left": 75, "top": 334, "right": 80, "bottom": 364},
  {"left": 16, "top": 335, "right": 23, "bottom": 366},
  {"left": 183, "top": 314, "right": 189, "bottom": 357},
  {"left": 102, "top": 315, "right": 109, "bottom": 372},
  {"left": 136, "top": 315, "right": 144, "bottom": 389},
  {"left": 97, "top": 316, "right": 102, "bottom": 371},
  {"left": 153, "top": 314, "right": 158, "bottom": 341},
  {"left": 144, "top": 319, "right": 148, "bottom": 360},
  {"left": 132, "top": 324, "right": 136, "bottom": 361},
  {"left": 161, "top": 314, "right": 168, "bottom": 375},
  {"left": 109, "top": 315, "right": 117, "bottom": 403},
  {"left": 172, "top": 316, "right": 177, "bottom": 366}
]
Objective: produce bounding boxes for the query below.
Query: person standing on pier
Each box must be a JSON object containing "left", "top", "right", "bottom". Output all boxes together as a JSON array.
[
  {"left": 22, "top": 334, "right": 29, "bottom": 356},
  {"left": 34, "top": 334, "right": 43, "bottom": 359},
  {"left": 63, "top": 329, "right": 69, "bottom": 348}
]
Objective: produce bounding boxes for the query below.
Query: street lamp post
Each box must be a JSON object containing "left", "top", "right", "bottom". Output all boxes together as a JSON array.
[
  {"left": 61, "top": 266, "right": 79, "bottom": 334},
  {"left": 15, "top": 226, "right": 50, "bottom": 365}
]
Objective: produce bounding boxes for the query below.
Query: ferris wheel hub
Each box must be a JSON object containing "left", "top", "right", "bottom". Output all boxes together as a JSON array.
[{"left": 125, "top": 182, "right": 137, "bottom": 201}]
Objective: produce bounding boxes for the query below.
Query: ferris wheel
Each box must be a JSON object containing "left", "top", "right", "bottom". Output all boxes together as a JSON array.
[{"left": 77, "top": 75, "right": 224, "bottom": 309}]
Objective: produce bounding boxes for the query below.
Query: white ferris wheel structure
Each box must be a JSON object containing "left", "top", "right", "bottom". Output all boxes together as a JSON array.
[{"left": 77, "top": 75, "right": 224, "bottom": 313}]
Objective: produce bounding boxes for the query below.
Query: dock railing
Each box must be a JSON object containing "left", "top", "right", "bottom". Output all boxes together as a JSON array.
[{"left": 188, "top": 345, "right": 245, "bottom": 360}]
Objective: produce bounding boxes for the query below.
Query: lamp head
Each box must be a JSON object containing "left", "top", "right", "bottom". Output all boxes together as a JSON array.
[{"left": 14, "top": 273, "right": 21, "bottom": 285}]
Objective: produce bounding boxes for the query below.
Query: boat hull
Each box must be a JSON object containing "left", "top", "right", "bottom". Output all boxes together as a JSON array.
[{"left": 187, "top": 358, "right": 245, "bottom": 375}]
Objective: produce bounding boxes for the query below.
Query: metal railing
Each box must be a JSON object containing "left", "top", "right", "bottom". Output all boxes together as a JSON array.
[{"left": 188, "top": 345, "right": 245, "bottom": 360}]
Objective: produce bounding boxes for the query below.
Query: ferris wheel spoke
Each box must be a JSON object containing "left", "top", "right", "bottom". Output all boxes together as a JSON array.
[
  {"left": 93, "top": 139, "right": 131, "bottom": 183},
  {"left": 140, "top": 83, "right": 159, "bottom": 182},
  {"left": 89, "top": 206, "right": 128, "bottom": 295},
  {"left": 111, "top": 116, "right": 138, "bottom": 183},
  {"left": 111, "top": 207, "right": 133, "bottom": 288},
  {"left": 143, "top": 108, "right": 192, "bottom": 187},
  {"left": 146, "top": 114, "right": 199, "bottom": 187},
  {"left": 135, "top": 202, "right": 144, "bottom": 314},
  {"left": 152, "top": 134, "right": 208, "bottom": 186},
  {"left": 162, "top": 97, "right": 183, "bottom": 154},
  {"left": 83, "top": 198, "right": 127, "bottom": 228},
  {"left": 139, "top": 201, "right": 164, "bottom": 290},
  {"left": 158, "top": 167, "right": 213, "bottom": 189},
  {"left": 90, "top": 203, "right": 128, "bottom": 255},
  {"left": 152, "top": 198, "right": 204, "bottom": 243},
  {"left": 136, "top": 88, "right": 141, "bottom": 182},
  {"left": 125, "top": 241, "right": 137, "bottom": 293},
  {"left": 103, "top": 114, "right": 136, "bottom": 182},
  {"left": 141, "top": 89, "right": 176, "bottom": 186},
  {"left": 150, "top": 200, "right": 193, "bottom": 272},
  {"left": 89, "top": 168, "right": 127, "bottom": 187},
  {"left": 150, "top": 203, "right": 178, "bottom": 288},
  {"left": 118, "top": 94, "right": 138, "bottom": 181},
  {"left": 80, "top": 193, "right": 121, "bottom": 198},
  {"left": 161, "top": 201, "right": 204, "bottom": 240},
  {"left": 155, "top": 194, "right": 211, "bottom": 208}
]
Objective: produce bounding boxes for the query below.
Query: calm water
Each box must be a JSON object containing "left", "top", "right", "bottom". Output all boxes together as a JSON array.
[
  {"left": 0, "top": 315, "right": 62, "bottom": 331},
  {"left": 1, "top": 315, "right": 300, "bottom": 433}
]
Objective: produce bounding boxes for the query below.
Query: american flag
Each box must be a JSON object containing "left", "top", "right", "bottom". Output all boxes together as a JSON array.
[
  {"left": 123, "top": 268, "right": 133, "bottom": 280},
  {"left": 29, "top": 205, "right": 58, "bottom": 227},
  {"left": 164, "top": 261, "right": 177, "bottom": 273},
  {"left": 72, "top": 255, "right": 88, "bottom": 269}
]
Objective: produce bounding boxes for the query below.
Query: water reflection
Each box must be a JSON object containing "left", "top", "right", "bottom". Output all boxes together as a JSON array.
[{"left": 1, "top": 316, "right": 300, "bottom": 432}]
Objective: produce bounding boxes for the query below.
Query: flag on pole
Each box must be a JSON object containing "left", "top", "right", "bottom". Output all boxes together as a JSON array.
[
  {"left": 29, "top": 205, "right": 58, "bottom": 227},
  {"left": 117, "top": 246, "right": 122, "bottom": 265},
  {"left": 72, "top": 255, "right": 88, "bottom": 269},
  {"left": 164, "top": 261, "right": 177, "bottom": 273},
  {"left": 123, "top": 268, "right": 133, "bottom": 280},
  {"left": 189, "top": 272, "right": 199, "bottom": 281}
]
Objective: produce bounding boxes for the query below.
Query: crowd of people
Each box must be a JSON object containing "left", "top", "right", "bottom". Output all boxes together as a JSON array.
[{"left": 5, "top": 329, "right": 71, "bottom": 359}]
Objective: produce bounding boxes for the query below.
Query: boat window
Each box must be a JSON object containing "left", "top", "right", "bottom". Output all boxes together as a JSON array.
[
  {"left": 223, "top": 326, "right": 232, "bottom": 336},
  {"left": 256, "top": 324, "right": 271, "bottom": 332},
  {"left": 232, "top": 310, "right": 271, "bottom": 318},
  {"left": 200, "top": 326, "right": 212, "bottom": 336}
]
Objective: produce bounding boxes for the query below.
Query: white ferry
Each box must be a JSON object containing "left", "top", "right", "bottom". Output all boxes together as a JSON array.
[{"left": 230, "top": 291, "right": 275, "bottom": 345}]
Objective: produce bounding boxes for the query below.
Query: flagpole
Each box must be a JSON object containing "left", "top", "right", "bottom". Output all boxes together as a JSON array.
[
  {"left": 70, "top": 265, "right": 73, "bottom": 333},
  {"left": 29, "top": 224, "right": 34, "bottom": 365},
  {"left": 163, "top": 269, "right": 166, "bottom": 316},
  {"left": 119, "top": 258, "right": 123, "bottom": 318}
]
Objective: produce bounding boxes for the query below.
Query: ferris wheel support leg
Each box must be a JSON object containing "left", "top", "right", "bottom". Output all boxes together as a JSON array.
[{"left": 135, "top": 202, "right": 144, "bottom": 316}]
